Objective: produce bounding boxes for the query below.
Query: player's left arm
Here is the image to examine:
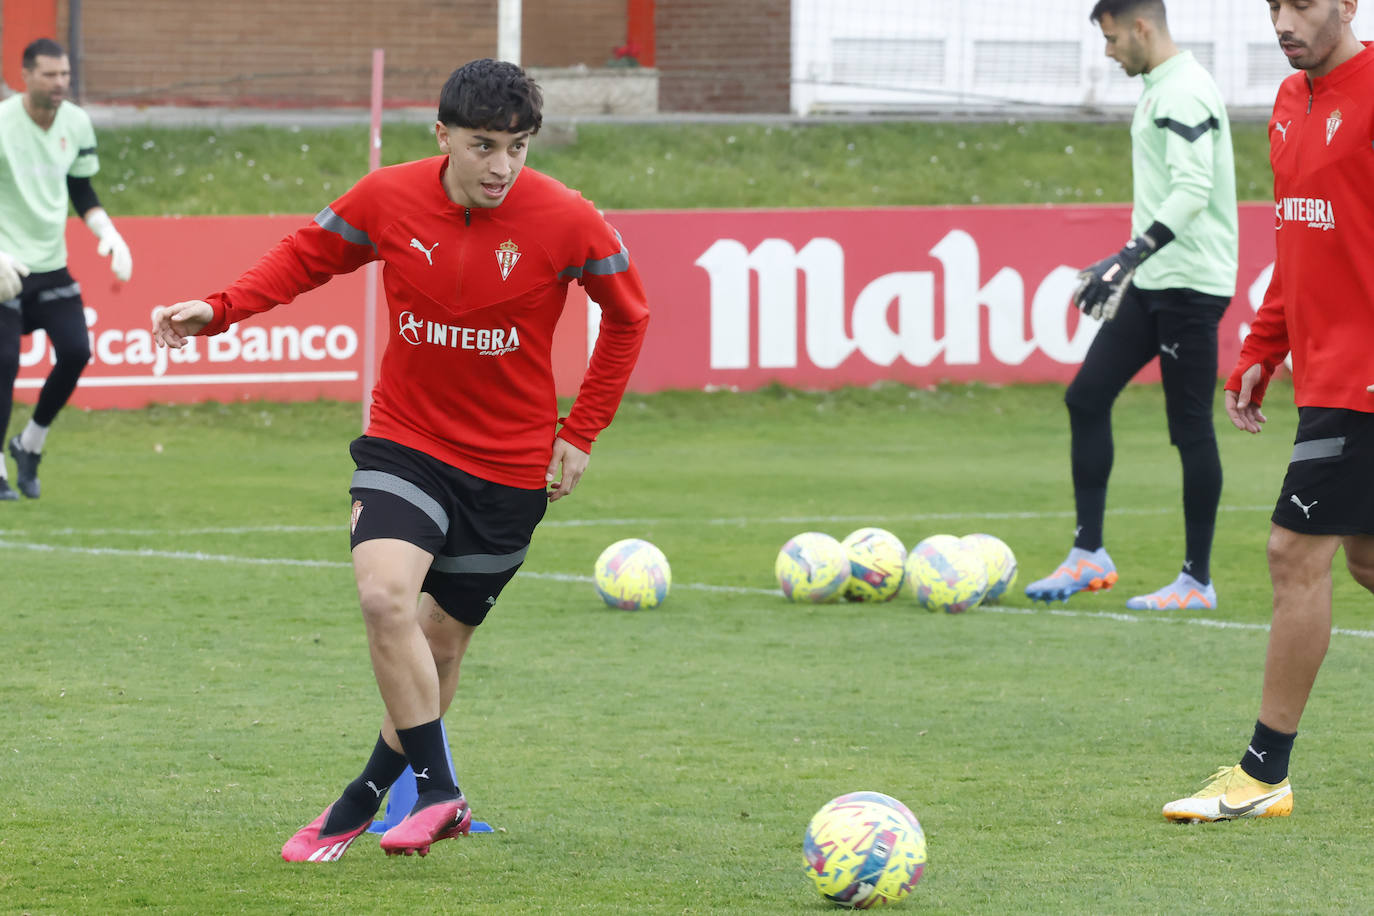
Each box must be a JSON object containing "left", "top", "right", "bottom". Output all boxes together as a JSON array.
[
  {"left": 550, "top": 219, "right": 650, "bottom": 496},
  {"left": 1150, "top": 92, "right": 1219, "bottom": 241},
  {"left": 67, "top": 117, "right": 132, "bottom": 282}
]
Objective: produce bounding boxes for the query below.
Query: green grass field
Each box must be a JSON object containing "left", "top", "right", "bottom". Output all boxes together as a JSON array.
[
  {"left": 3, "top": 381, "right": 1373, "bottom": 914},
  {"left": 97, "top": 119, "right": 1279, "bottom": 216}
]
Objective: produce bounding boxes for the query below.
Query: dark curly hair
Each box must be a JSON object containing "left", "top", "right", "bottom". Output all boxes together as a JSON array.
[{"left": 437, "top": 58, "right": 543, "bottom": 133}]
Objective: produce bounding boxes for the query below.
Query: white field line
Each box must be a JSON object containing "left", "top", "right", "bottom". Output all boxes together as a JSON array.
[
  {"left": 2, "top": 537, "right": 1372, "bottom": 641},
  {"left": 0, "top": 503, "right": 1277, "bottom": 539}
]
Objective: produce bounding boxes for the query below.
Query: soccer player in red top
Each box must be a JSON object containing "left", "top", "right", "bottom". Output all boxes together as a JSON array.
[
  {"left": 152, "top": 59, "right": 649, "bottom": 858},
  {"left": 1162, "top": 0, "right": 1374, "bottom": 823}
]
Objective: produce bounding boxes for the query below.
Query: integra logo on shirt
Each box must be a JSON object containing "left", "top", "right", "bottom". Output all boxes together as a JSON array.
[
  {"left": 397, "top": 310, "right": 520, "bottom": 356},
  {"left": 1275, "top": 197, "right": 1336, "bottom": 232}
]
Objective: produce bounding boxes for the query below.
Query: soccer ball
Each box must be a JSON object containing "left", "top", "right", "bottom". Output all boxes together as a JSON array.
[
  {"left": 961, "top": 532, "right": 1018, "bottom": 603},
  {"left": 776, "top": 532, "right": 851, "bottom": 603},
  {"left": 593, "top": 538, "right": 671, "bottom": 610},
  {"left": 904, "top": 534, "right": 989, "bottom": 614},
  {"left": 804, "top": 791, "right": 927, "bottom": 908},
  {"left": 841, "top": 527, "right": 907, "bottom": 602}
]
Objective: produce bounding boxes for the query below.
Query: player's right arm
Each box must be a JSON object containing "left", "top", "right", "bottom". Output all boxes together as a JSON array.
[
  {"left": 151, "top": 300, "right": 213, "bottom": 349},
  {"left": 1224, "top": 253, "right": 1289, "bottom": 431},
  {"left": 170, "top": 175, "right": 382, "bottom": 339}
]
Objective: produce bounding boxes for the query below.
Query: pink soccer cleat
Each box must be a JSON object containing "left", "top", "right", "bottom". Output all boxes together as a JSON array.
[
  {"left": 378, "top": 797, "right": 472, "bottom": 857},
  {"left": 281, "top": 804, "right": 371, "bottom": 863}
]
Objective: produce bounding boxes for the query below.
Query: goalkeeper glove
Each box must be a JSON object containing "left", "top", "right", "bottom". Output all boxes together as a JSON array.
[
  {"left": 1071, "top": 222, "right": 1174, "bottom": 321},
  {"left": 0, "top": 250, "right": 30, "bottom": 301},
  {"left": 85, "top": 208, "right": 133, "bottom": 282}
]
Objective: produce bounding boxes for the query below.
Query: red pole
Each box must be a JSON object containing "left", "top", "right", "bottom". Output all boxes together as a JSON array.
[
  {"left": 2, "top": 0, "right": 59, "bottom": 88},
  {"left": 626, "top": 0, "right": 655, "bottom": 67}
]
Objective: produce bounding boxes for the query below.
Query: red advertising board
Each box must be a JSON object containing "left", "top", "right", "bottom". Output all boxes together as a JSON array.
[{"left": 16, "top": 204, "right": 1277, "bottom": 408}]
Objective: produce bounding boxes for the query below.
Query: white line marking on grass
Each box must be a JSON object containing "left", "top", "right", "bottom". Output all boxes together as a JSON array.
[
  {"left": 0, "top": 504, "right": 1277, "bottom": 539},
  {"left": 4, "top": 538, "right": 1372, "bottom": 640},
  {"left": 0, "top": 539, "right": 351, "bottom": 568},
  {"left": 982, "top": 604, "right": 1374, "bottom": 640}
]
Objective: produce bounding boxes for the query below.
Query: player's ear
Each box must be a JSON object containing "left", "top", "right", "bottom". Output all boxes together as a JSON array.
[{"left": 435, "top": 122, "right": 451, "bottom": 154}]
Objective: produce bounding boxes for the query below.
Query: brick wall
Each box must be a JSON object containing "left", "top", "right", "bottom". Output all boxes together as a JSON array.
[
  {"left": 523, "top": 0, "right": 627, "bottom": 69},
  {"left": 51, "top": 0, "right": 626, "bottom": 106},
  {"left": 27, "top": 0, "right": 791, "bottom": 112},
  {"left": 656, "top": 0, "right": 790, "bottom": 113}
]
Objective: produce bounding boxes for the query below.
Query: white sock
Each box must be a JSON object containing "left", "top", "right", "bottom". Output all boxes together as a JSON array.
[{"left": 19, "top": 420, "right": 49, "bottom": 454}]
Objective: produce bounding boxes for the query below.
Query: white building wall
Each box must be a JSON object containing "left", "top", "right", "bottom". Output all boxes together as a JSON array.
[{"left": 792, "top": 0, "right": 1374, "bottom": 114}]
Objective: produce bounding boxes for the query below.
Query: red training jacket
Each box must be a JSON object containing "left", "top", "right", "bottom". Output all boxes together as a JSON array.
[
  {"left": 1227, "top": 43, "right": 1374, "bottom": 413},
  {"left": 201, "top": 158, "right": 650, "bottom": 488}
]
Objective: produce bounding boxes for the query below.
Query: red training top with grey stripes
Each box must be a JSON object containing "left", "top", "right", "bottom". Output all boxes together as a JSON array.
[
  {"left": 200, "top": 158, "right": 650, "bottom": 487},
  {"left": 1229, "top": 43, "right": 1374, "bottom": 414}
]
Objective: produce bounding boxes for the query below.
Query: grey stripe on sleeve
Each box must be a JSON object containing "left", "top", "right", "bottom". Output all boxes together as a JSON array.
[
  {"left": 315, "top": 206, "right": 376, "bottom": 250},
  {"left": 430, "top": 545, "right": 529, "bottom": 575},
  {"left": 559, "top": 232, "right": 631, "bottom": 280},
  {"left": 1290, "top": 436, "right": 1345, "bottom": 463},
  {"left": 350, "top": 470, "right": 449, "bottom": 535}
]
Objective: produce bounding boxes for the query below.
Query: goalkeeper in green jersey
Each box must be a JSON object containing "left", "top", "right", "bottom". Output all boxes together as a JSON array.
[
  {"left": 0, "top": 38, "right": 133, "bottom": 500},
  {"left": 1024, "top": 0, "right": 1239, "bottom": 610}
]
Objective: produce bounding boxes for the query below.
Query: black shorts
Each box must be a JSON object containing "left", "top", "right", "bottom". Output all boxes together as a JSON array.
[
  {"left": 1, "top": 267, "right": 85, "bottom": 334},
  {"left": 1271, "top": 407, "right": 1374, "bottom": 536},
  {"left": 347, "top": 436, "right": 547, "bottom": 626}
]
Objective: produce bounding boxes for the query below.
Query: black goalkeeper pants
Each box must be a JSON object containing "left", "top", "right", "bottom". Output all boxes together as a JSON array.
[
  {"left": 1063, "top": 284, "right": 1229, "bottom": 580},
  {"left": 0, "top": 268, "right": 92, "bottom": 442}
]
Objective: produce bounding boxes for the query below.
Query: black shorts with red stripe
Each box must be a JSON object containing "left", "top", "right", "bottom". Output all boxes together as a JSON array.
[{"left": 347, "top": 435, "right": 548, "bottom": 625}]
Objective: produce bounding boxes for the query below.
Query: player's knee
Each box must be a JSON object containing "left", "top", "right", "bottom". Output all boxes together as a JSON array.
[
  {"left": 1345, "top": 551, "right": 1374, "bottom": 594},
  {"left": 1169, "top": 425, "right": 1216, "bottom": 452},
  {"left": 52, "top": 338, "right": 92, "bottom": 367},
  {"left": 1266, "top": 527, "right": 1331, "bottom": 591},
  {"left": 423, "top": 624, "right": 463, "bottom": 667},
  {"left": 356, "top": 583, "right": 413, "bottom": 630},
  {"left": 1064, "top": 390, "right": 1109, "bottom": 421}
]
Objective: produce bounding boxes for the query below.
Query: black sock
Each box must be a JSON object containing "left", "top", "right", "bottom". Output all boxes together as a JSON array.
[
  {"left": 1072, "top": 488, "right": 1107, "bottom": 552},
  {"left": 396, "top": 718, "right": 460, "bottom": 810},
  {"left": 1068, "top": 402, "right": 1111, "bottom": 552},
  {"left": 1238, "top": 719, "right": 1296, "bottom": 784},
  {"left": 322, "top": 733, "right": 410, "bottom": 835},
  {"left": 1179, "top": 436, "right": 1221, "bottom": 584}
]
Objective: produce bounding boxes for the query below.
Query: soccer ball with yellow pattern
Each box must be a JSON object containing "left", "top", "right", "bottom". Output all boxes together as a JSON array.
[
  {"left": 903, "top": 534, "right": 989, "bottom": 613},
  {"left": 776, "top": 531, "right": 850, "bottom": 603},
  {"left": 803, "top": 791, "right": 927, "bottom": 908},
  {"left": 594, "top": 538, "right": 671, "bottom": 610},
  {"left": 841, "top": 527, "right": 908, "bottom": 602},
  {"left": 960, "top": 532, "right": 1018, "bottom": 603}
]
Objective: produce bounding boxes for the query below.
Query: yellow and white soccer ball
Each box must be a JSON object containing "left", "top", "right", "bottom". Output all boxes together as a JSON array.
[
  {"left": 594, "top": 538, "right": 671, "bottom": 610},
  {"left": 776, "top": 532, "right": 851, "bottom": 603},
  {"left": 904, "top": 534, "right": 989, "bottom": 614},
  {"left": 960, "top": 532, "right": 1018, "bottom": 603},
  {"left": 803, "top": 791, "right": 927, "bottom": 908},
  {"left": 841, "top": 527, "right": 908, "bottom": 602}
]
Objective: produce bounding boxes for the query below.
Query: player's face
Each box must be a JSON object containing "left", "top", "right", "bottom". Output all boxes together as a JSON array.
[
  {"left": 435, "top": 123, "right": 530, "bottom": 209},
  {"left": 1269, "top": 0, "right": 1353, "bottom": 75},
  {"left": 22, "top": 54, "right": 70, "bottom": 109},
  {"left": 1097, "top": 13, "right": 1148, "bottom": 77}
]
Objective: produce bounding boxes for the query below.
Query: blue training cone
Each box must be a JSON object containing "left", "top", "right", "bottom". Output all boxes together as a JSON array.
[{"left": 368, "top": 721, "right": 493, "bottom": 834}]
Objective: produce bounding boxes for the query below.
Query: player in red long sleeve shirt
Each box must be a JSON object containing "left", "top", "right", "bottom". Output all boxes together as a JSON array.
[
  {"left": 152, "top": 59, "right": 648, "bottom": 859},
  {"left": 1162, "top": 0, "right": 1374, "bottom": 823}
]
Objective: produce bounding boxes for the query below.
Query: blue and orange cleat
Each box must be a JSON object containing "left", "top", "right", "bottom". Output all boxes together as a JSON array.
[
  {"left": 378, "top": 796, "right": 471, "bottom": 857},
  {"left": 1024, "top": 547, "right": 1117, "bottom": 603},
  {"left": 1126, "top": 572, "right": 1216, "bottom": 610}
]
